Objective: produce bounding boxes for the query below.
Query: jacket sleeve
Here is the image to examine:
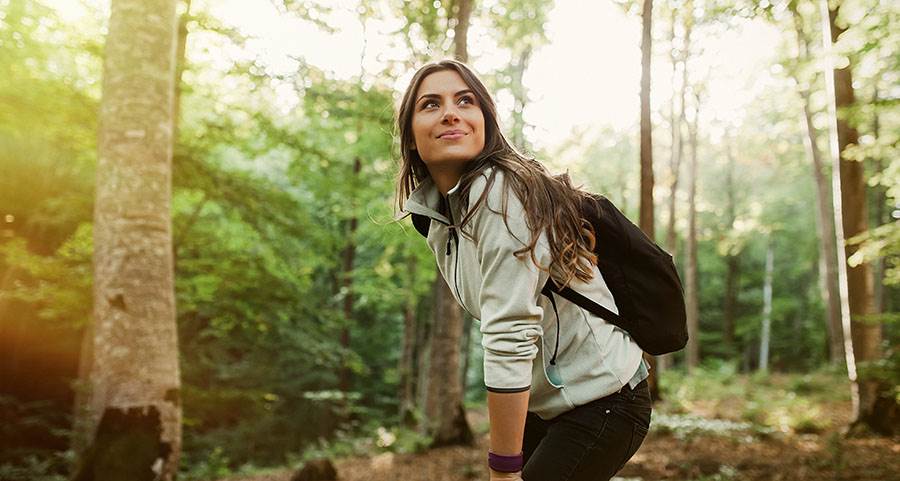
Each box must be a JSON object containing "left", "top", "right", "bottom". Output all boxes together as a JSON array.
[{"left": 469, "top": 172, "right": 551, "bottom": 392}]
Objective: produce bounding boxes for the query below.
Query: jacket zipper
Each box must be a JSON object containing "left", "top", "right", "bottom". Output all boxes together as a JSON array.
[{"left": 445, "top": 202, "right": 475, "bottom": 319}]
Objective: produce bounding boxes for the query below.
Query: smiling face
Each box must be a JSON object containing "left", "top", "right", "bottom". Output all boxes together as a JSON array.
[{"left": 410, "top": 69, "right": 486, "bottom": 171}]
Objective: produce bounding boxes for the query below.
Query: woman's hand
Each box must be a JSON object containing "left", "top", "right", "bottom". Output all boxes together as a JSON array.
[{"left": 490, "top": 469, "right": 524, "bottom": 481}]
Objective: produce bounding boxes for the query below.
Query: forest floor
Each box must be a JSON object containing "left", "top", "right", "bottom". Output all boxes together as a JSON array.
[{"left": 220, "top": 371, "right": 899, "bottom": 481}]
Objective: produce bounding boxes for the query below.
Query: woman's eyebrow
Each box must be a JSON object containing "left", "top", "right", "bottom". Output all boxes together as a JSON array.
[{"left": 416, "top": 89, "right": 475, "bottom": 103}]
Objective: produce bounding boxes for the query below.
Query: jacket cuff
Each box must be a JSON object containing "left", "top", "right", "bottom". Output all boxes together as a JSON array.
[
  {"left": 485, "top": 385, "right": 531, "bottom": 393},
  {"left": 483, "top": 354, "right": 534, "bottom": 390}
]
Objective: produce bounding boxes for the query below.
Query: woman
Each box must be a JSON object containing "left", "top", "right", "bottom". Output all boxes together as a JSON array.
[{"left": 395, "top": 59, "right": 651, "bottom": 481}]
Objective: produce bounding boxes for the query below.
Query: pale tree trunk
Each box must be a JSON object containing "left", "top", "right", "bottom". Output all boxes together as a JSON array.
[
  {"left": 759, "top": 242, "right": 774, "bottom": 373},
  {"left": 684, "top": 97, "right": 700, "bottom": 371},
  {"left": 790, "top": 3, "right": 843, "bottom": 365},
  {"left": 72, "top": 0, "right": 181, "bottom": 479},
  {"left": 665, "top": 5, "right": 691, "bottom": 259},
  {"left": 637, "top": 0, "right": 660, "bottom": 401},
  {"left": 421, "top": 0, "right": 474, "bottom": 446},
  {"left": 722, "top": 143, "right": 738, "bottom": 352},
  {"left": 822, "top": 0, "right": 895, "bottom": 435},
  {"left": 510, "top": 45, "right": 533, "bottom": 151}
]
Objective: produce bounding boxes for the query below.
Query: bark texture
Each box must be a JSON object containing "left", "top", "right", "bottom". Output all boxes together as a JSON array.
[
  {"left": 424, "top": 281, "right": 473, "bottom": 446},
  {"left": 826, "top": 3, "right": 891, "bottom": 434},
  {"left": 790, "top": 2, "right": 844, "bottom": 365},
  {"left": 74, "top": 0, "right": 182, "bottom": 478},
  {"left": 420, "top": 0, "right": 474, "bottom": 446},
  {"left": 638, "top": 0, "right": 659, "bottom": 400}
]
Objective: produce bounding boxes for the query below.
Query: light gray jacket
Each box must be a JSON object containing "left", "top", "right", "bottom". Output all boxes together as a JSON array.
[{"left": 404, "top": 167, "right": 644, "bottom": 419}]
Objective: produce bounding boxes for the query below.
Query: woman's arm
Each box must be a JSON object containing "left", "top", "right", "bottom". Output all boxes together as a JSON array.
[
  {"left": 488, "top": 390, "right": 529, "bottom": 479},
  {"left": 487, "top": 389, "right": 529, "bottom": 453},
  {"left": 468, "top": 171, "right": 551, "bottom": 479}
]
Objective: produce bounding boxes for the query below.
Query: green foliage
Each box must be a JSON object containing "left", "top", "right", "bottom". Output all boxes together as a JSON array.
[{"left": 659, "top": 364, "right": 849, "bottom": 436}]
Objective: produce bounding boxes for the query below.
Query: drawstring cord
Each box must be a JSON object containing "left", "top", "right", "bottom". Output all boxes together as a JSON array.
[{"left": 547, "top": 291, "right": 560, "bottom": 365}]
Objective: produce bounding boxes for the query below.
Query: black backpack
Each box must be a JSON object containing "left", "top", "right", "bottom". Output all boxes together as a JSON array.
[{"left": 410, "top": 193, "right": 688, "bottom": 356}]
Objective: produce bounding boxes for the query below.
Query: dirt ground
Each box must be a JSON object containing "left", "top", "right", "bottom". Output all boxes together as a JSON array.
[{"left": 224, "top": 405, "right": 900, "bottom": 481}]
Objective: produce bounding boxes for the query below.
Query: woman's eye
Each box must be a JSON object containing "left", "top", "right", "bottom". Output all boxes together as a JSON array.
[
  {"left": 459, "top": 96, "right": 474, "bottom": 105},
  {"left": 423, "top": 100, "right": 438, "bottom": 109}
]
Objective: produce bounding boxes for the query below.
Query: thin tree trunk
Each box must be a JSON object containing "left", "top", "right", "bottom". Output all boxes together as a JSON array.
[
  {"left": 723, "top": 255, "right": 740, "bottom": 349},
  {"left": 665, "top": 6, "right": 691, "bottom": 258},
  {"left": 637, "top": 0, "right": 659, "bottom": 401},
  {"left": 790, "top": 2, "right": 844, "bottom": 364},
  {"left": 339, "top": 157, "right": 362, "bottom": 393},
  {"left": 399, "top": 252, "right": 419, "bottom": 425},
  {"left": 759, "top": 242, "right": 774, "bottom": 373},
  {"left": 510, "top": 45, "right": 533, "bottom": 151},
  {"left": 801, "top": 94, "right": 844, "bottom": 363},
  {"left": 72, "top": 0, "right": 181, "bottom": 478},
  {"left": 684, "top": 96, "right": 700, "bottom": 371},
  {"left": 722, "top": 143, "right": 738, "bottom": 351}
]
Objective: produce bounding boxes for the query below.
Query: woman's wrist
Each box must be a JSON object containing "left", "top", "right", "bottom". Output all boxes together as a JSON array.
[{"left": 488, "top": 450, "right": 524, "bottom": 473}]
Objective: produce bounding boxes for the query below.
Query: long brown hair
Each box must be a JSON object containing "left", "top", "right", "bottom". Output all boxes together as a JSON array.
[{"left": 395, "top": 59, "right": 597, "bottom": 288}]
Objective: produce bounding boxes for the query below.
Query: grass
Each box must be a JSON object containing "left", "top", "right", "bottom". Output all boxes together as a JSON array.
[{"left": 655, "top": 361, "right": 850, "bottom": 438}]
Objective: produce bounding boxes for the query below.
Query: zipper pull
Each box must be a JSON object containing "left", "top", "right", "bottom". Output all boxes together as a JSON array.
[{"left": 446, "top": 227, "right": 454, "bottom": 255}]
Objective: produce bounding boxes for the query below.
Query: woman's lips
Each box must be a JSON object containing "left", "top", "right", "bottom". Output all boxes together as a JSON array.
[{"left": 439, "top": 132, "right": 466, "bottom": 140}]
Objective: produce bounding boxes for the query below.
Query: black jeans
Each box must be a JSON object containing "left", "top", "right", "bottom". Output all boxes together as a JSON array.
[{"left": 522, "top": 380, "right": 652, "bottom": 481}]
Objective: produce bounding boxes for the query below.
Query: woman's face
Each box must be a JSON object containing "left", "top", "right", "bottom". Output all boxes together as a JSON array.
[{"left": 410, "top": 69, "right": 486, "bottom": 169}]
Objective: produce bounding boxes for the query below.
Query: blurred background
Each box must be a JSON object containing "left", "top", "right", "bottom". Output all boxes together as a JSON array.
[{"left": 0, "top": 0, "right": 897, "bottom": 480}]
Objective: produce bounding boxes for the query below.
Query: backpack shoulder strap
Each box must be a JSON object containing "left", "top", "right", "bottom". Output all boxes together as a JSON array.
[{"left": 540, "top": 281, "right": 624, "bottom": 327}]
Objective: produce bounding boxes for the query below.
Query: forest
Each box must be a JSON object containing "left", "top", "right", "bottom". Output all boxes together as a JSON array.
[{"left": 0, "top": 0, "right": 897, "bottom": 480}]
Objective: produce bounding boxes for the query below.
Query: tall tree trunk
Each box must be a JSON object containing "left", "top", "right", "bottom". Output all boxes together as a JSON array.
[
  {"left": 722, "top": 143, "right": 738, "bottom": 351},
  {"left": 790, "top": 2, "right": 844, "bottom": 365},
  {"left": 452, "top": 0, "right": 472, "bottom": 63},
  {"left": 801, "top": 94, "right": 844, "bottom": 363},
  {"left": 510, "top": 45, "right": 533, "bottom": 151},
  {"left": 424, "top": 281, "right": 473, "bottom": 446},
  {"left": 637, "top": 0, "right": 659, "bottom": 401},
  {"left": 684, "top": 97, "right": 700, "bottom": 371},
  {"left": 822, "top": 0, "right": 895, "bottom": 435},
  {"left": 72, "top": 0, "right": 181, "bottom": 478},
  {"left": 421, "top": 0, "right": 474, "bottom": 446},
  {"left": 339, "top": 156, "right": 362, "bottom": 393},
  {"left": 723, "top": 255, "right": 740, "bottom": 350},
  {"left": 759, "top": 242, "right": 774, "bottom": 373},
  {"left": 665, "top": 5, "right": 691, "bottom": 258},
  {"left": 399, "top": 253, "right": 419, "bottom": 425}
]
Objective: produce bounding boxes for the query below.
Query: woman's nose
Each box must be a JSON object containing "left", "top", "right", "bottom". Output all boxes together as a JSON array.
[{"left": 441, "top": 105, "right": 460, "bottom": 123}]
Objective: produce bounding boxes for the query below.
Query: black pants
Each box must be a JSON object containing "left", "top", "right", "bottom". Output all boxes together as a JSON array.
[{"left": 522, "top": 380, "right": 652, "bottom": 481}]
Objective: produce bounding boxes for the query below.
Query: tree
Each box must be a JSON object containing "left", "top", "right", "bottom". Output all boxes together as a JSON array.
[
  {"left": 684, "top": 86, "right": 702, "bottom": 370},
  {"left": 418, "top": 0, "right": 475, "bottom": 446},
  {"left": 758, "top": 241, "right": 774, "bottom": 372},
  {"left": 72, "top": 0, "right": 181, "bottom": 478},
  {"left": 821, "top": 0, "right": 891, "bottom": 434},
  {"left": 785, "top": 1, "right": 843, "bottom": 364},
  {"left": 636, "top": 0, "right": 662, "bottom": 400}
]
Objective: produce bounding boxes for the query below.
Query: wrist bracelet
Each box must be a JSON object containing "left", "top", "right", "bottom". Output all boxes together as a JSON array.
[{"left": 488, "top": 451, "right": 524, "bottom": 473}]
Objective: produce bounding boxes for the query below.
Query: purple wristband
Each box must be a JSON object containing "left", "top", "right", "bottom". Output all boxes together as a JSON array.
[{"left": 488, "top": 451, "right": 524, "bottom": 473}]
